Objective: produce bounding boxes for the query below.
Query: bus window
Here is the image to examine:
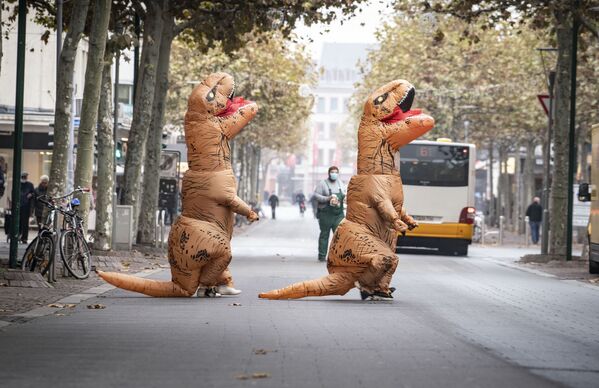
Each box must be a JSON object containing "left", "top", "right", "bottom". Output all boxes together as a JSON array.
[{"left": 399, "top": 144, "right": 469, "bottom": 187}]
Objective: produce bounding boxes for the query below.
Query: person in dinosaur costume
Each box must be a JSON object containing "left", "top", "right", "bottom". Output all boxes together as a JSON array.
[
  {"left": 259, "top": 79, "right": 434, "bottom": 300},
  {"left": 98, "top": 72, "right": 259, "bottom": 297}
]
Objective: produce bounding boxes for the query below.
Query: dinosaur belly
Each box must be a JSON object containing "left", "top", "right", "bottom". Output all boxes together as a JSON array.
[
  {"left": 346, "top": 174, "right": 403, "bottom": 247},
  {"left": 180, "top": 169, "right": 238, "bottom": 236}
]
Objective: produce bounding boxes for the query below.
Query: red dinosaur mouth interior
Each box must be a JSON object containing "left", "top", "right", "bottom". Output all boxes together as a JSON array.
[
  {"left": 380, "top": 107, "right": 422, "bottom": 124},
  {"left": 216, "top": 97, "right": 253, "bottom": 117}
]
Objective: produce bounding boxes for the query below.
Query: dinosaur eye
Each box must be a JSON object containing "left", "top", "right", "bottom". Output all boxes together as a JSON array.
[
  {"left": 206, "top": 89, "right": 216, "bottom": 102},
  {"left": 374, "top": 93, "right": 388, "bottom": 105}
]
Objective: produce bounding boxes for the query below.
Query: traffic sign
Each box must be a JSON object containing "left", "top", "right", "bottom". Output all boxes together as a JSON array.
[{"left": 537, "top": 94, "right": 551, "bottom": 116}]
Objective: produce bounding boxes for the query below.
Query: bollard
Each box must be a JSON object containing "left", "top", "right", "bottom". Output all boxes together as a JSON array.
[
  {"left": 499, "top": 215, "right": 505, "bottom": 245},
  {"left": 160, "top": 210, "right": 165, "bottom": 249},
  {"left": 524, "top": 216, "right": 530, "bottom": 247},
  {"left": 480, "top": 214, "right": 486, "bottom": 245}
]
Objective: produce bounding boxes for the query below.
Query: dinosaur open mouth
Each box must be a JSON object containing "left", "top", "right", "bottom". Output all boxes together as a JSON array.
[
  {"left": 216, "top": 96, "right": 253, "bottom": 118},
  {"left": 380, "top": 87, "right": 420, "bottom": 124}
]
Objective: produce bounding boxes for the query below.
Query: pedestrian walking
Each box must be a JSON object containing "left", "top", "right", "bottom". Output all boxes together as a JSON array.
[
  {"left": 296, "top": 192, "right": 306, "bottom": 216},
  {"left": 314, "top": 166, "right": 345, "bottom": 262},
  {"left": 19, "top": 172, "right": 35, "bottom": 243},
  {"left": 268, "top": 193, "right": 279, "bottom": 219},
  {"left": 33, "top": 175, "right": 49, "bottom": 228},
  {"left": 525, "top": 197, "right": 543, "bottom": 245}
]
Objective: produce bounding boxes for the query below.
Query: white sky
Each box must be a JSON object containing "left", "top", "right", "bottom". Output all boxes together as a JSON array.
[{"left": 293, "top": 0, "right": 394, "bottom": 61}]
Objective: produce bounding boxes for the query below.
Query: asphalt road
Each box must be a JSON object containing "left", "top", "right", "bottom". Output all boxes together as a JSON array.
[{"left": 1, "top": 206, "right": 598, "bottom": 388}]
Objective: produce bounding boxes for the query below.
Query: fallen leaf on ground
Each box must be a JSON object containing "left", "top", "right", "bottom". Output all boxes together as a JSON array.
[
  {"left": 589, "top": 278, "right": 599, "bottom": 284},
  {"left": 0, "top": 282, "right": 8, "bottom": 287},
  {"left": 55, "top": 313, "right": 65, "bottom": 316},
  {"left": 48, "top": 303, "right": 64, "bottom": 308},
  {"left": 121, "top": 262, "right": 131, "bottom": 267},
  {"left": 0, "top": 309, "right": 13, "bottom": 312},
  {"left": 65, "top": 304, "right": 77, "bottom": 308},
  {"left": 228, "top": 303, "right": 242, "bottom": 307},
  {"left": 253, "top": 348, "right": 277, "bottom": 355},
  {"left": 158, "top": 264, "right": 169, "bottom": 268},
  {"left": 87, "top": 304, "right": 106, "bottom": 309},
  {"left": 235, "top": 372, "right": 271, "bottom": 380}
]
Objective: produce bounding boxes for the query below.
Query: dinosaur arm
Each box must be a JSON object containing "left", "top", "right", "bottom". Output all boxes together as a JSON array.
[
  {"left": 384, "top": 114, "right": 434, "bottom": 151},
  {"left": 399, "top": 206, "right": 418, "bottom": 230},
  {"left": 373, "top": 197, "right": 407, "bottom": 232},
  {"left": 226, "top": 195, "right": 253, "bottom": 217},
  {"left": 221, "top": 102, "right": 258, "bottom": 140}
]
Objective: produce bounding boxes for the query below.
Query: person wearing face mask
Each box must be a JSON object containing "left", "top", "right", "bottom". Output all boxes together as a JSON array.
[
  {"left": 19, "top": 172, "right": 35, "bottom": 243},
  {"left": 313, "top": 166, "right": 345, "bottom": 262}
]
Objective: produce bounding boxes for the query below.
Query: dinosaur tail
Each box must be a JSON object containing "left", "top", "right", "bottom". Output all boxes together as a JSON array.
[
  {"left": 97, "top": 271, "right": 193, "bottom": 297},
  {"left": 258, "top": 272, "right": 355, "bottom": 300}
]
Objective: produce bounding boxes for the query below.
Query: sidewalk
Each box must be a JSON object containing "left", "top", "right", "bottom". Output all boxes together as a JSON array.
[{"left": 0, "top": 245, "right": 169, "bottom": 321}]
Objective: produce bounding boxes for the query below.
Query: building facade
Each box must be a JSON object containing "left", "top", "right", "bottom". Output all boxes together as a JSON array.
[
  {"left": 0, "top": 12, "right": 134, "bottom": 211},
  {"left": 294, "top": 42, "right": 374, "bottom": 197}
]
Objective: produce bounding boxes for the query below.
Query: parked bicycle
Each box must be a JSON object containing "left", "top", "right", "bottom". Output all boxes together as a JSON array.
[{"left": 21, "top": 187, "right": 92, "bottom": 279}]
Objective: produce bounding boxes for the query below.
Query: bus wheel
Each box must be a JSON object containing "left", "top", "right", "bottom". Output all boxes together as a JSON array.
[{"left": 442, "top": 241, "right": 468, "bottom": 256}]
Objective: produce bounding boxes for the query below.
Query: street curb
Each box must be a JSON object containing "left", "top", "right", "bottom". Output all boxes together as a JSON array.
[
  {"left": 484, "top": 258, "right": 557, "bottom": 278},
  {"left": 485, "top": 257, "right": 599, "bottom": 291},
  {"left": 0, "top": 268, "right": 163, "bottom": 328}
]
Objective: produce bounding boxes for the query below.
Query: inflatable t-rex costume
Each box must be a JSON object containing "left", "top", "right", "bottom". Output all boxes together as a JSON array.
[
  {"left": 259, "top": 79, "right": 434, "bottom": 300},
  {"left": 98, "top": 72, "right": 259, "bottom": 297}
]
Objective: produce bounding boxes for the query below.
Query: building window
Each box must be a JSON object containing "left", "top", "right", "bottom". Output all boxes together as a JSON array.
[
  {"left": 115, "top": 84, "right": 133, "bottom": 105},
  {"left": 329, "top": 122, "right": 338, "bottom": 138},
  {"left": 343, "top": 98, "right": 349, "bottom": 113},
  {"left": 329, "top": 149, "right": 336, "bottom": 165},
  {"left": 315, "top": 122, "right": 325, "bottom": 139},
  {"left": 317, "top": 97, "right": 325, "bottom": 113},
  {"left": 330, "top": 97, "right": 338, "bottom": 112},
  {"left": 318, "top": 148, "right": 325, "bottom": 165}
]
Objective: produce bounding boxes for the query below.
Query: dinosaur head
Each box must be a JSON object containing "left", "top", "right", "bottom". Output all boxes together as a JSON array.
[
  {"left": 364, "top": 79, "right": 434, "bottom": 151},
  {"left": 185, "top": 72, "right": 258, "bottom": 172},
  {"left": 187, "top": 72, "right": 256, "bottom": 131}
]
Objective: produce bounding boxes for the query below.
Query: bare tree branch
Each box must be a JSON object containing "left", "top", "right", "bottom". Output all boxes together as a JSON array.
[{"left": 579, "top": 14, "right": 599, "bottom": 40}]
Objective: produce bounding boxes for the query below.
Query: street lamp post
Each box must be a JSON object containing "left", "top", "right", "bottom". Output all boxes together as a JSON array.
[
  {"left": 8, "top": 0, "right": 27, "bottom": 268},
  {"left": 536, "top": 47, "right": 557, "bottom": 256}
]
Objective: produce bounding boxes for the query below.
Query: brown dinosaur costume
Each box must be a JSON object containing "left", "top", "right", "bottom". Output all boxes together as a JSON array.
[
  {"left": 259, "top": 79, "right": 434, "bottom": 300},
  {"left": 98, "top": 72, "right": 259, "bottom": 297}
]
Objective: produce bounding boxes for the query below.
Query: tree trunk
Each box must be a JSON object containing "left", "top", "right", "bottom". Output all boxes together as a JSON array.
[
  {"left": 577, "top": 124, "right": 589, "bottom": 183},
  {"left": 137, "top": 15, "right": 174, "bottom": 244},
  {"left": 487, "top": 140, "right": 495, "bottom": 226},
  {"left": 497, "top": 144, "right": 505, "bottom": 224},
  {"left": 550, "top": 13, "right": 573, "bottom": 256},
  {"left": 237, "top": 143, "right": 246, "bottom": 198},
  {"left": 513, "top": 142, "right": 522, "bottom": 234},
  {"left": 48, "top": 0, "right": 90, "bottom": 197},
  {"left": 121, "top": 2, "right": 164, "bottom": 232},
  {"left": 0, "top": 4, "right": 3, "bottom": 78},
  {"left": 93, "top": 50, "right": 114, "bottom": 250},
  {"left": 73, "top": 0, "right": 111, "bottom": 229},
  {"left": 523, "top": 137, "right": 535, "bottom": 225}
]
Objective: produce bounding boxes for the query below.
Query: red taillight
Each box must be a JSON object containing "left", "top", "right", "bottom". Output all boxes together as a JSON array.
[{"left": 459, "top": 207, "right": 476, "bottom": 224}]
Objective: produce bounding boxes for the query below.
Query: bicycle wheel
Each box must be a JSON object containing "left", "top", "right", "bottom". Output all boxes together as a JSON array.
[
  {"left": 21, "top": 235, "right": 54, "bottom": 275},
  {"left": 59, "top": 230, "right": 91, "bottom": 279}
]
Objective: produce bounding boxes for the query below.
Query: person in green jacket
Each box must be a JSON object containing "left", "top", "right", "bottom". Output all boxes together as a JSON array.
[{"left": 313, "top": 166, "right": 345, "bottom": 262}]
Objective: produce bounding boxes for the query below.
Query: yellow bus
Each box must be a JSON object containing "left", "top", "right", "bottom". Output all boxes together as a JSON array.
[
  {"left": 396, "top": 139, "right": 476, "bottom": 256},
  {"left": 579, "top": 124, "right": 598, "bottom": 273}
]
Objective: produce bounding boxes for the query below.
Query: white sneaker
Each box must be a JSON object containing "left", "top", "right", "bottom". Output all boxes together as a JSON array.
[
  {"left": 217, "top": 285, "right": 242, "bottom": 295},
  {"left": 197, "top": 287, "right": 221, "bottom": 298}
]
